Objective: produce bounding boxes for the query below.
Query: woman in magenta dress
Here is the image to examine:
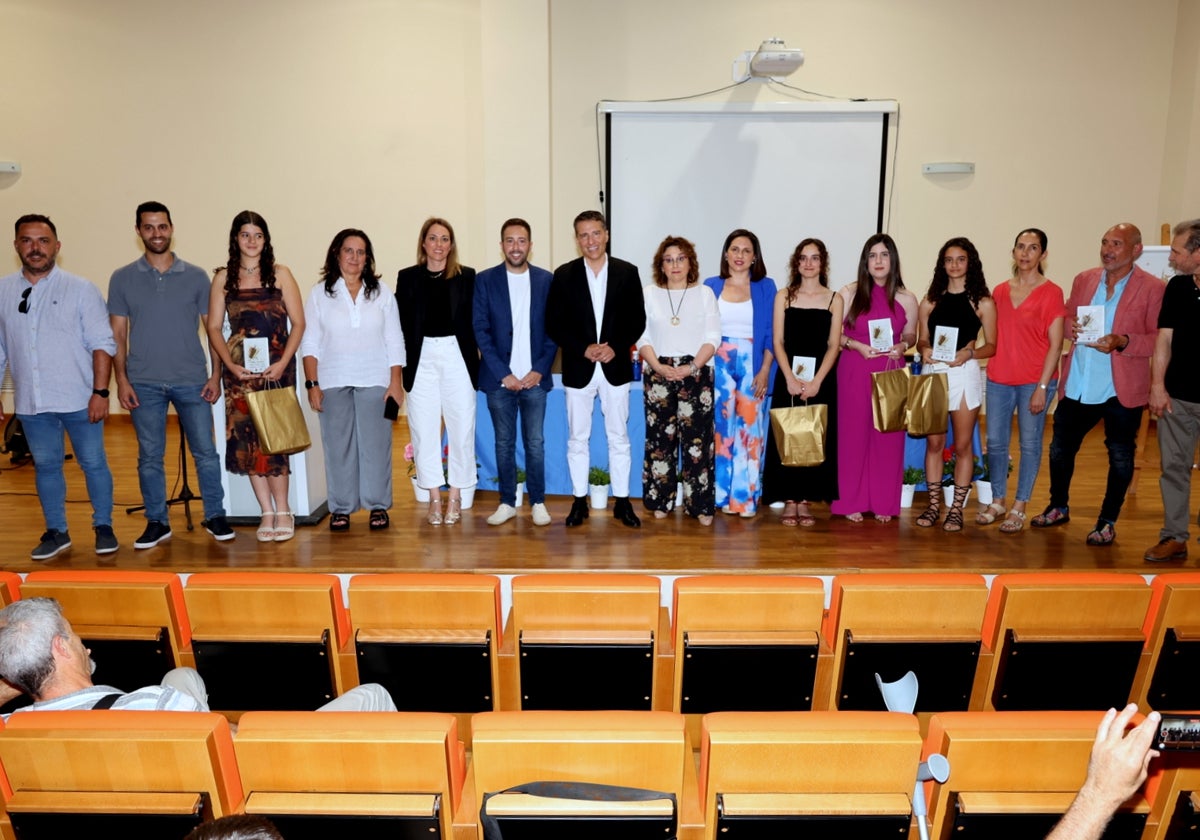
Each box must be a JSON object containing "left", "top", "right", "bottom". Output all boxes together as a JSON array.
[{"left": 830, "top": 233, "right": 918, "bottom": 522}]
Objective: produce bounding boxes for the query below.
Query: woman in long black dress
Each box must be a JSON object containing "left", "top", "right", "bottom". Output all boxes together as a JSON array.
[{"left": 761, "top": 239, "right": 843, "bottom": 526}]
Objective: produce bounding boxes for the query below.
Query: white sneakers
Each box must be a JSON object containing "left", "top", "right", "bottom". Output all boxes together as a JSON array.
[
  {"left": 487, "top": 502, "right": 552, "bottom": 526},
  {"left": 487, "top": 504, "right": 518, "bottom": 526}
]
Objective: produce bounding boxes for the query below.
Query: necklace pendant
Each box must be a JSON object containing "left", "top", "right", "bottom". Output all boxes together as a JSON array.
[{"left": 670, "top": 316, "right": 680, "bottom": 326}]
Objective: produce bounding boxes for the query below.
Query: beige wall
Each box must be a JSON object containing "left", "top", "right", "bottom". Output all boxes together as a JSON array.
[{"left": 0, "top": 0, "right": 1193, "bottom": 304}]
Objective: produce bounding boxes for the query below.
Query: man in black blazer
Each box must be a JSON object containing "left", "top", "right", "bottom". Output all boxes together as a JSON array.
[{"left": 546, "top": 210, "right": 646, "bottom": 527}]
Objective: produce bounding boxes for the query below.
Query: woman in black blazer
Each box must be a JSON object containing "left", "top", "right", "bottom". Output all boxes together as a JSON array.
[{"left": 394, "top": 217, "right": 478, "bottom": 525}]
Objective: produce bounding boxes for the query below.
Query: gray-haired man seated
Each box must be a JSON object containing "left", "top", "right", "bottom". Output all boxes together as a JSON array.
[{"left": 0, "top": 598, "right": 395, "bottom": 714}]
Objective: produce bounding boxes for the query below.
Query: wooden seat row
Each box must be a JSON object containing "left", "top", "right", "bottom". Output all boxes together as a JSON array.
[
  {"left": 3, "top": 571, "right": 1199, "bottom": 733},
  {"left": 0, "top": 707, "right": 1195, "bottom": 840}
]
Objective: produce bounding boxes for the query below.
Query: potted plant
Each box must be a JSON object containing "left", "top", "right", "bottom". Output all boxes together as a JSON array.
[
  {"left": 901, "top": 465, "right": 923, "bottom": 508},
  {"left": 404, "top": 443, "right": 430, "bottom": 502},
  {"left": 588, "top": 465, "right": 611, "bottom": 510},
  {"left": 972, "top": 456, "right": 993, "bottom": 506},
  {"left": 941, "top": 448, "right": 958, "bottom": 507},
  {"left": 487, "top": 467, "right": 527, "bottom": 507}
]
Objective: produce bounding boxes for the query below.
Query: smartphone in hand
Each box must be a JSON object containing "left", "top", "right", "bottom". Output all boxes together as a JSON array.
[{"left": 384, "top": 396, "right": 400, "bottom": 421}]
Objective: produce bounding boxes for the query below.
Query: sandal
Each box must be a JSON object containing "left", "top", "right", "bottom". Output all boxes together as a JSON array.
[
  {"left": 780, "top": 502, "right": 799, "bottom": 527},
  {"left": 1086, "top": 520, "right": 1116, "bottom": 546},
  {"left": 943, "top": 484, "right": 970, "bottom": 532},
  {"left": 273, "top": 511, "right": 295, "bottom": 542},
  {"left": 368, "top": 509, "right": 390, "bottom": 530},
  {"left": 975, "top": 501, "right": 1007, "bottom": 526},
  {"left": 256, "top": 513, "right": 276, "bottom": 542},
  {"left": 698, "top": 514, "right": 714, "bottom": 526},
  {"left": 444, "top": 498, "right": 461, "bottom": 525},
  {"left": 1031, "top": 506, "right": 1070, "bottom": 528},
  {"left": 797, "top": 502, "right": 816, "bottom": 527},
  {"left": 999, "top": 510, "right": 1027, "bottom": 533},
  {"left": 329, "top": 513, "right": 350, "bottom": 532},
  {"left": 846, "top": 512, "right": 865, "bottom": 523},
  {"left": 916, "top": 491, "right": 942, "bottom": 528},
  {"left": 427, "top": 501, "right": 444, "bottom": 527}
]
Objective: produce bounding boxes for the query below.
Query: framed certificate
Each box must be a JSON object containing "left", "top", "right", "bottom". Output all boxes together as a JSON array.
[
  {"left": 931, "top": 325, "right": 959, "bottom": 363},
  {"left": 1076, "top": 305, "right": 1104, "bottom": 345},
  {"left": 791, "top": 355, "right": 817, "bottom": 382},
  {"left": 243, "top": 337, "right": 270, "bottom": 373},
  {"left": 867, "top": 318, "right": 893, "bottom": 352}
]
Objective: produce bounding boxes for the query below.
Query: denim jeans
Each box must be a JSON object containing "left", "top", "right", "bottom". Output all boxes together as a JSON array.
[
  {"left": 1047, "top": 395, "right": 1143, "bottom": 523},
  {"left": 130, "top": 382, "right": 226, "bottom": 521},
  {"left": 986, "top": 380, "right": 1057, "bottom": 502},
  {"left": 486, "top": 386, "right": 547, "bottom": 505},
  {"left": 18, "top": 409, "right": 113, "bottom": 531}
]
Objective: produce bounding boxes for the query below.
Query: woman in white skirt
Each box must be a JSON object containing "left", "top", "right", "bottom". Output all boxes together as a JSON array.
[
  {"left": 394, "top": 218, "right": 478, "bottom": 526},
  {"left": 914, "top": 237, "right": 996, "bottom": 532}
]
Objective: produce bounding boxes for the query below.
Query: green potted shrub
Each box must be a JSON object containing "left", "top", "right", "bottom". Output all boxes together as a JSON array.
[{"left": 587, "top": 465, "right": 611, "bottom": 509}]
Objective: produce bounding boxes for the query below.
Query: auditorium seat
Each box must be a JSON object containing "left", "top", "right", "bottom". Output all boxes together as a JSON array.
[
  {"left": 977, "top": 573, "right": 1152, "bottom": 711},
  {"left": 0, "top": 573, "right": 19, "bottom": 607},
  {"left": 698, "top": 711, "right": 924, "bottom": 840},
  {"left": 670, "top": 576, "right": 826, "bottom": 740},
  {"left": 471, "top": 710, "right": 701, "bottom": 840},
  {"left": 823, "top": 573, "right": 989, "bottom": 712},
  {"left": 1133, "top": 572, "right": 1200, "bottom": 712},
  {"left": 503, "top": 574, "right": 665, "bottom": 711},
  {"left": 234, "top": 710, "right": 466, "bottom": 839},
  {"left": 348, "top": 573, "right": 501, "bottom": 721},
  {"left": 0, "top": 710, "right": 242, "bottom": 838},
  {"left": 1145, "top": 747, "right": 1200, "bottom": 840},
  {"left": 21, "top": 570, "right": 193, "bottom": 691},
  {"left": 923, "top": 710, "right": 1156, "bottom": 840},
  {"left": 183, "top": 572, "right": 353, "bottom": 714}
]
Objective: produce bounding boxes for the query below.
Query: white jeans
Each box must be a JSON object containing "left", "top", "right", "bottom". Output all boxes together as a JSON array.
[
  {"left": 408, "top": 336, "right": 477, "bottom": 489},
  {"left": 565, "top": 372, "right": 632, "bottom": 497}
]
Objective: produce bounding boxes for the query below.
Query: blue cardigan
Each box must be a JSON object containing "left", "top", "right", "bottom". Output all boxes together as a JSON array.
[{"left": 703, "top": 275, "right": 779, "bottom": 390}]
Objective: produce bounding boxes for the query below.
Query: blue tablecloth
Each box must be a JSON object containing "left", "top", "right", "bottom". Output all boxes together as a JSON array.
[{"left": 474, "top": 374, "right": 646, "bottom": 498}]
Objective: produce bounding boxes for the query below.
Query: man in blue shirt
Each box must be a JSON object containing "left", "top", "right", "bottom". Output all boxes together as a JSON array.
[
  {"left": 1032, "top": 223, "right": 1164, "bottom": 546},
  {"left": 0, "top": 215, "right": 117, "bottom": 560}
]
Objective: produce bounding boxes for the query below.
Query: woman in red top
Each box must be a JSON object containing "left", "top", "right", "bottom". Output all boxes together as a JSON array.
[{"left": 979, "top": 228, "right": 1065, "bottom": 533}]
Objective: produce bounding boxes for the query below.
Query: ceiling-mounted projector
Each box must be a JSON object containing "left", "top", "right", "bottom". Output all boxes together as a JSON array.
[{"left": 732, "top": 38, "right": 805, "bottom": 82}]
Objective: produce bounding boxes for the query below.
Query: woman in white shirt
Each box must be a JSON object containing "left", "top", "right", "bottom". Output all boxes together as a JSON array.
[
  {"left": 299, "top": 229, "right": 407, "bottom": 532},
  {"left": 637, "top": 236, "right": 722, "bottom": 525}
]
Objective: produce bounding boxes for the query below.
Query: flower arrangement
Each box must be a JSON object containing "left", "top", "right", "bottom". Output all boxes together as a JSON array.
[
  {"left": 942, "top": 448, "right": 987, "bottom": 485},
  {"left": 406, "top": 442, "right": 478, "bottom": 487}
]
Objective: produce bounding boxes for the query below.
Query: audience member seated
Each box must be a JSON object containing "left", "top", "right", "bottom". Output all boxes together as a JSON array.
[
  {"left": 185, "top": 816, "right": 284, "bottom": 840},
  {"left": 0, "top": 598, "right": 396, "bottom": 714}
]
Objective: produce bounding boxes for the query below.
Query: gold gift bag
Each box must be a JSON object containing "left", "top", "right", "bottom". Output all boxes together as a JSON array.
[
  {"left": 246, "top": 381, "right": 312, "bottom": 455},
  {"left": 906, "top": 371, "right": 950, "bottom": 436},
  {"left": 871, "top": 364, "right": 910, "bottom": 433},
  {"left": 769, "top": 399, "right": 828, "bottom": 467}
]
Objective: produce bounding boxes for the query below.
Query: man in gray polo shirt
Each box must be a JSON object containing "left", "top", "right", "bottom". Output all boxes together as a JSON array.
[{"left": 108, "top": 201, "right": 234, "bottom": 546}]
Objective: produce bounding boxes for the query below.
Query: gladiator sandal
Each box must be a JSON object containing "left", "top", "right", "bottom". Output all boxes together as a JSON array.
[
  {"left": 916, "top": 477, "right": 942, "bottom": 528},
  {"left": 943, "top": 484, "right": 971, "bottom": 532}
]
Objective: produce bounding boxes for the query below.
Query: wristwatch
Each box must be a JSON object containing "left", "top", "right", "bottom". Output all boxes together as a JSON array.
[
  {"left": 92, "top": 388, "right": 109, "bottom": 398},
  {"left": 304, "top": 380, "right": 320, "bottom": 390}
]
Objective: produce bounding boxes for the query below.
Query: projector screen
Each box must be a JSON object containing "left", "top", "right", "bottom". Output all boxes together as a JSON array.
[{"left": 602, "top": 101, "right": 896, "bottom": 292}]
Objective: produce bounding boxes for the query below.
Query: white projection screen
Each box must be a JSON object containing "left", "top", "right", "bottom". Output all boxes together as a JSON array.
[{"left": 602, "top": 101, "right": 897, "bottom": 291}]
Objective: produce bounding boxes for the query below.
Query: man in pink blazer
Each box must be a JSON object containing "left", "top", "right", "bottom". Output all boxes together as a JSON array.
[{"left": 1031, "top": 223, "right": 1164, "bottom": 545}]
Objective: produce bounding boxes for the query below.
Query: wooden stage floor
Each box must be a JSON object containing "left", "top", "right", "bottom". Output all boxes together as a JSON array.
[{"left": 0, "top": 416, "right": 1194, "bottom": 577}]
